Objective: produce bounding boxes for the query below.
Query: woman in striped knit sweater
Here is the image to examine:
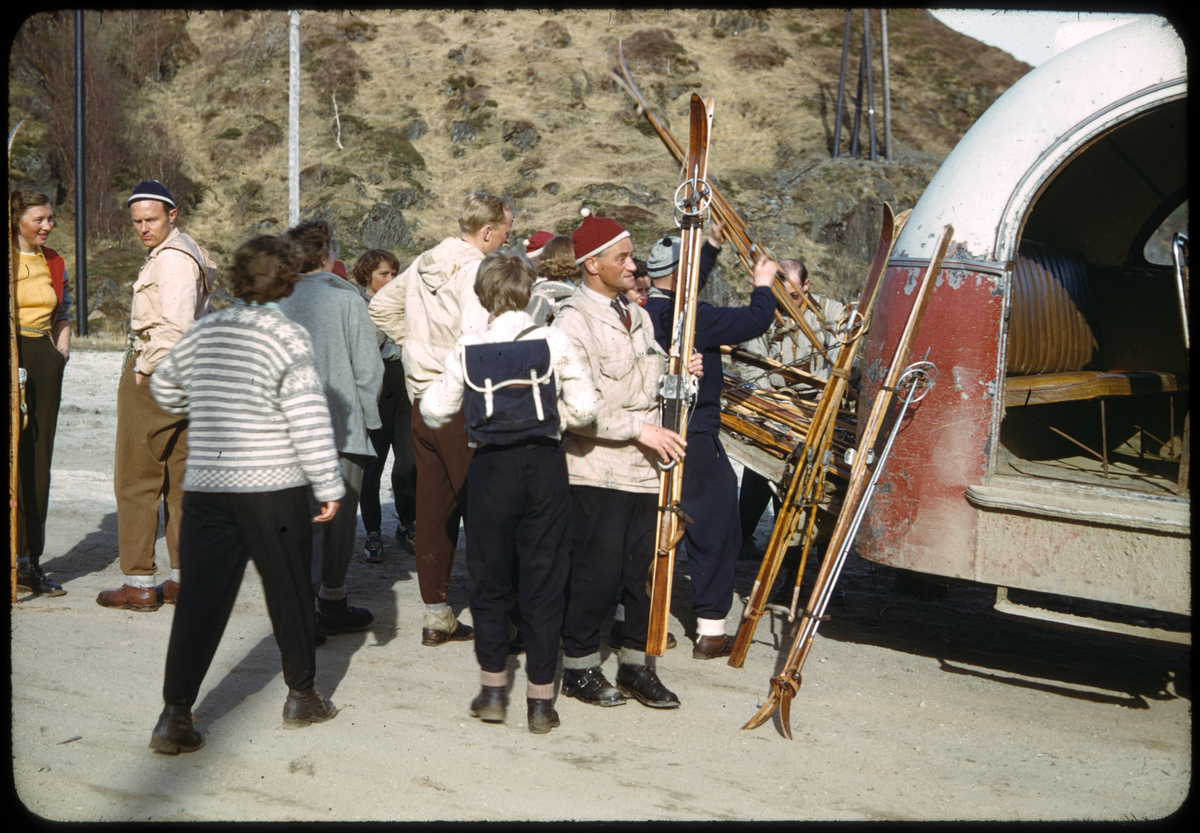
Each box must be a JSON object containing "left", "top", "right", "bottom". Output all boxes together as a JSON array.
[{"left": 146, "top": 235, "right": 346, "bottom": 754}]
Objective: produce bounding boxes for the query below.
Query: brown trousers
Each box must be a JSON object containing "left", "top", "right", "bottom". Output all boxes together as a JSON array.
[
  {"left": 410, "top": 399, "right": 474, "bottom": 605},
  {"left": 113, "top": 352, "right": 188, "bottom": 576}
]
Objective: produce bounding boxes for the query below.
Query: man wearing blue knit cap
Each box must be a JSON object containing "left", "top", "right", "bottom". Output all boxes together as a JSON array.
[{"left": 98, "top": 180, "right": 216, "bottom": 612}]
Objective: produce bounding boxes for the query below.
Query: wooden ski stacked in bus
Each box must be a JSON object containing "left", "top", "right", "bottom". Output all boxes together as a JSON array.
[
  {"left": 646, "top": 93, "right": 714, "bottom": 657},
  {"left": 742, "top": 223, "right": 953, "bottom": 739}
]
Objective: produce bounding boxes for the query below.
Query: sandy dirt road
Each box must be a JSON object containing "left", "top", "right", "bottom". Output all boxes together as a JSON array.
[{"left": 10, "top": 350, "right": 1190, "bottom": 821}]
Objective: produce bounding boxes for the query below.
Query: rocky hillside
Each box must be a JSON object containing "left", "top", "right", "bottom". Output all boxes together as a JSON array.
[{"left": 10, "top": 9, "right": 1033, "bottom": 330}]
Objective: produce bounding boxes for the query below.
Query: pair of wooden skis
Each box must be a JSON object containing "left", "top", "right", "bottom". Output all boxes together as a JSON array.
[
  {"left": 726, "top": 204, "right": 909, "bottom": 669},
  {"left": 739, "top": 222, "right": 952, "bottom": 738},
  {"left": 645, "top": 92, "right": 713, "bottom": 657}
]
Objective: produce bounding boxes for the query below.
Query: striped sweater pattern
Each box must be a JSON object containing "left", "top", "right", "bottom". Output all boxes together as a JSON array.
[{"left": 150, "top": 304, "right": 345, "bottom": 502}]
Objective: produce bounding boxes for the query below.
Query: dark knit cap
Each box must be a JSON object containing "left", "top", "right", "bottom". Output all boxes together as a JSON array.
[
  {"left": 127, "top": 180, "right": 176, "bottom": 209},
  {"left": 646, "top": 235, "right": 681, "bottom": 279},
  {"left": 572, "top": 208, "right": 630, "bottom": 264}
]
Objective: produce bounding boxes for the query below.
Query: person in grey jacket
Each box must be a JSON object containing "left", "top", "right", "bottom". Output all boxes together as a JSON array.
[{"left": 280, "top": 220, "right": 384, "bottom": 639}]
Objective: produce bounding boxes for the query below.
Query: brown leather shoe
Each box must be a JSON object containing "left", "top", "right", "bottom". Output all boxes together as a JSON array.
[
  {"left": 157, "top": 580, "right": 181, "bottom": 606},
  {"left": 421, "top": 622, "right": 474, "bottom": 647},
  {"left": 97, "top": 584, "right": 160, "bottom": 612},
  {"left": 692, "top": 634, "right": 736, "bottom": 660}
]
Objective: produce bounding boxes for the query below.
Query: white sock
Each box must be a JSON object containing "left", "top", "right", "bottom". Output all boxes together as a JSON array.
[
  {"left": 697, "top": 617, "right": 726, "bottom": 637},
  {"left": 318, "top": 585, "right": 346, "bottom": 601}
]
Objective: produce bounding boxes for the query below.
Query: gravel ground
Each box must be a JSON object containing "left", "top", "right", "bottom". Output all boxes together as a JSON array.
[{"left": 10, "top": 350, "right": 1190, "bottom": 821}]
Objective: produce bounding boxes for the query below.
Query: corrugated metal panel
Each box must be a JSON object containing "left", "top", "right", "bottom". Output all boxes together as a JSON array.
[{"left": 1005, "top": 241, "right": 1098, "bottom": 375}]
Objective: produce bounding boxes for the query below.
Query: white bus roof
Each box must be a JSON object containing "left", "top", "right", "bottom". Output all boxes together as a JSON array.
[{"left": 892, "top": 16, "right": 1186, "bottom": 266}]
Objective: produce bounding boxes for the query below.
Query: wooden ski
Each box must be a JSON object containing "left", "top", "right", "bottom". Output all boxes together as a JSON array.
[
  {"left": 646, "top": 93, "right": 714, "bottom": 657},
  {"left": 742, "top": 223, "right": 953, "bottom": 738},
  {"left": 615, "top": 45, "right": 828, "bottom": 359},
  {"left": 10, "top": 119, "right": 25, "bottom": 603},
  {"left": 727, "top": 204, "right": 908, "bottom": 668}
]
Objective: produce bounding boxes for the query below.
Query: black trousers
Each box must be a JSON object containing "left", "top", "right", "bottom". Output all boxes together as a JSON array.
[
  {"left": 738, "top": 468, "right": 779, "bottom": 542},
  {"left": 466, "top": 441, "right": 571, "bottom": 685},
  {"left": 16, "top": 335, "right": 65, "bottom": 561},
  {"left": 562, "top": 485, "right": 656, "bottom": 658},
  {"left": 162, "top": 487, "right": 316, "bottom": 708},
  {"left": 680, "top": 433, "right": 742, "bottom": 620},
  {"left": 360, "top": 359, "right": 417, "bottom": 532}
]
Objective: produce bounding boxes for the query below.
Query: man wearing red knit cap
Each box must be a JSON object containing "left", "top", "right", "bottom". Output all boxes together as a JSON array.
[{"left": 550, "top": 210, "right": 699, "bottom": 711}]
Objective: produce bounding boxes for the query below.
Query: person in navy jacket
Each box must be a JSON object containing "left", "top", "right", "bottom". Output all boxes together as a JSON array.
[{"left": 642, "top": 222, "right": 777, "bottom": 659}]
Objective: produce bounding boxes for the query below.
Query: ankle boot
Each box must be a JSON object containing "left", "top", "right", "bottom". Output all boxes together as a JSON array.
[
  {"left": 282, "top": 688, "right": 338, "bottom": 727},
  {"left": 17, "top": 559, "right": 66, "bottom": 597},
  {"left": 527, "top": 698, "right": 560, "bottom": 734},
  {"left": 469, "top": 685, "right": 508, "bottom": 723},
  {"left": 149, "top": 704, "right": 204, "bottom": 754}
]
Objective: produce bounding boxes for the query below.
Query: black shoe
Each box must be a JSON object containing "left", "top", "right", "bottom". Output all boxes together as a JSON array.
[
  {"left": 469, "top": 685, "right": 508, "bottom": 723},
  {"left": 616, "top": 664, "right": 680, "bottom": 709},
  {"left": 282, "top": 688, "right": 337, "bottom": 728},
  {"left": 149, "top": 705, "right": 204, "bottom": 754},
  {"left": 17, "top": 561, "right": 66, "bottom": 597},
  {"left": 561, "top": 666, "right": 626, "bottom": 707},
  {"left": 527, "top": 698, "right": 560, "bottom": 734},
  {"left": 318, "top": 597, "right": 374, "bottom": 633}
]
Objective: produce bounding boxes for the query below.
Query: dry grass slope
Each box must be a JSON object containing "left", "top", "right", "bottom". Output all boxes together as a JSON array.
[{"left": 12, "top": 9, "right": 1033, "bottom": 320}]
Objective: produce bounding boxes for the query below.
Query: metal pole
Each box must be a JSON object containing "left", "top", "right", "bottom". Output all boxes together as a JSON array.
[
  {"left": 880, "top": 8, "right": 893, "bottom": 161},
  {"left": 832, "top": 9, "right": 852, "bottom": 158},
  {"left": 74, "top": 9, "right": 88, "bottom": 336},
  {"left": 864, "top": 9, "right": 877, "bottom": 161},
  {"left": 850, "top": 47, "right": 864, "bottom": 158},
  {"left": 288, "top": 10, "right": 300, "bottom": 228}
]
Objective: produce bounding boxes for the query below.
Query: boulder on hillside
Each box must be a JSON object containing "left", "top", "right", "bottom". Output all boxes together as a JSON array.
[{"left": 357, "top": 203, "right": 414, "bottom": 251}]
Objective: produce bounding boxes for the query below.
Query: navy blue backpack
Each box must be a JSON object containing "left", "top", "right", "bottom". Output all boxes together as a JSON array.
[{"left": 462, "top": 329, "right": 559, "bottom": 446}]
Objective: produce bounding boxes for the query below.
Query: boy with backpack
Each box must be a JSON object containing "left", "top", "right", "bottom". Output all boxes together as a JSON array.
[{"left": 420, "top": 250, "right": 599, "bottom": 734}]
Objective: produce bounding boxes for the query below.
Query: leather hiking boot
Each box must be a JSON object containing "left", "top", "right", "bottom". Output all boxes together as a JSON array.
[
  {"left": 318, "top": 597, "right": 374, "bottom": 634},
  {"left": 692, "top": 634, "right": 736, "bottom": 660},
  {"left": 17, "top": 561, "right": 66, "bottom": 597},
  {"left": 616, "top": 664, "right": 680, "bottom": 709},
  {"left": 364, "top": 531, "right": 384, "bottom": 563},
  {"left": 149, "top": 705, "right": 204, "bottom": 754},
  {"left": 527, "top": 699, "right": 560, "bottom": 734},
  {"left": 561, "top": 666, "right": 625, "bottom": 707},
  {"left": 282, "top": 688, "right": 337, "bottom": 728},
  {"left": 97, "top": 584, "right": 159, "bottom": 612},
  {"left": 469, "top": 685, "right": 508, "bottom": 723},
  {"left": 157, "top": 580, "right": 181, "bottom": 606}
]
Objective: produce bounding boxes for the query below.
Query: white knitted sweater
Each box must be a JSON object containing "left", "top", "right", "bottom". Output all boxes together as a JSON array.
[{"left": 150, "top": 304, "right": 345, "bottom": 502}]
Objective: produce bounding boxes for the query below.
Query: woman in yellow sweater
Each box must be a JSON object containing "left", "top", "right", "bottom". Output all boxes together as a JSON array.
[{"left": 11, "top": 186, "right": 71, "bottom": 596}]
